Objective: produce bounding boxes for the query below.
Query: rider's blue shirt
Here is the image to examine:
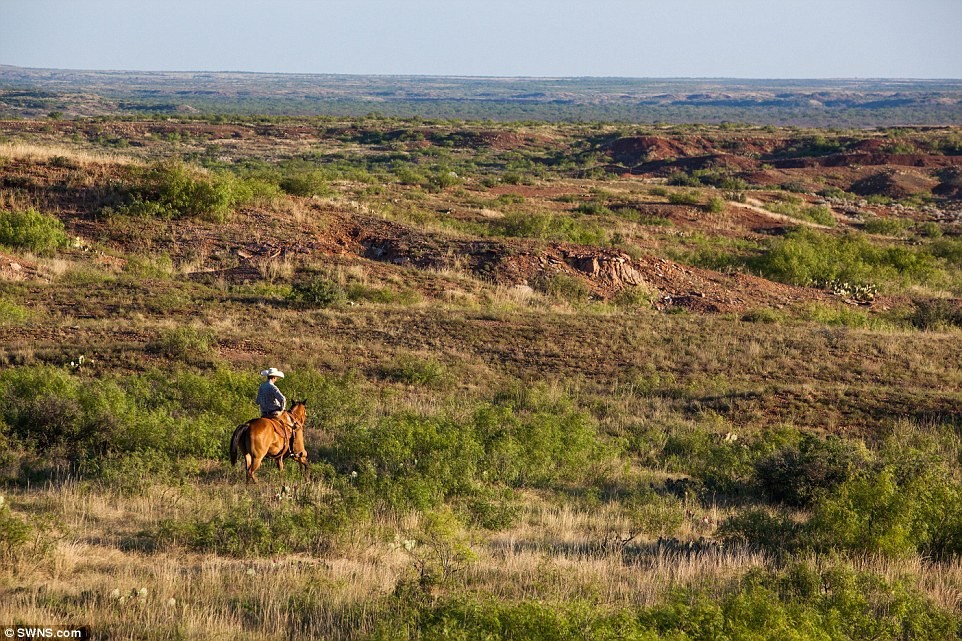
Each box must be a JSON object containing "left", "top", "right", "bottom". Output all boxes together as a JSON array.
[{"left": 256, "top": 380, "right": 286, "bottom": 415}]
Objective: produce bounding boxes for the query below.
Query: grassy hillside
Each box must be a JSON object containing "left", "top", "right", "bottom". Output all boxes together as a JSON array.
[{"left": 2, "top": 117, "right": 962, "bottom": 640}]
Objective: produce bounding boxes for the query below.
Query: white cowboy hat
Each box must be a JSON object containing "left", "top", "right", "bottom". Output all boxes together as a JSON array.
[{"left": 260, "top": 367, "right": 285, "bottom": 378}]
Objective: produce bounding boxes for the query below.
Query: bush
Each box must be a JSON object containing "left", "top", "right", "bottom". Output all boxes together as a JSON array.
[
  {"left": 574, "top": 201, "right": 615, "bottom": 216},
  {"left": 910, "top": 298, "right": 962, "bottom": 330},
  {"left": 280, "top": 170, "right": 332, "bottom": 197},
  {"left": 287, "top": 272, "right": 345, "bottom": 308},
  {"left": 474, "top": 390, "right": 603, "bottom": 488},
  {"left": 380, "top": 355, "right": 448, "bottom": 388},
  {"left": 740, "top": 308, "right": 783, "bottom": 324},
  {"left": 668, "top": 190, "right": 701, "bottom": 206},
  {"left": 719, "top": 509, "right": 802, "bottom": 555},
  {"left": 334, "top": 413, "right": 484, "bottom": 510},
  {"left": 401, "top": 564, "right": 957, "bottom": 641},
  {"left": 0, "top": 501, "right": 31, "bottom": 560},
  {"left": 750, "top": 228, "right": 939, "bottom": 291},
  {"left": 917, "top": 222, "right": 943, "bottom": 238},
  {"left": 493, "top": 212, "right": 607, "bottom": 245},
  {"left": 817, "top": 186, "right": 854, "bottom": 200},
  {"left": 0, "top": 299, "right": 32, "bottom": 324},
  {"left": 0, "top": 365, "right": 255, "bottom": 462},
  {"left": 156, "top": 495, "right": 344, "bottom": 557},
  {"left": 764, "top": 198, "right": 835, "bottom": 226},
  {"left": 532, "top": 272, "right": 592, "bottom": 303},
  {"left": 0, "top": 209, "right": 69, "bottom": 256},
  {"left": 706, "top": 196, "right": 726, "bottom": 213},
  {"left": 662, "top": 427, "right": 757, "bottom": 496},
  {"left": 807, "top": 435, "right": 962, "bottom": 560},
  {"left": 120, "top": 161, "right": 261, "bottom": 223},
  {"left": 328, "top": 386, "right": 606, "bottom": 510},
  {"left": 863, "top": 217, "right": 910, "bottom": 236},
  {"left": 146, "top": 326, "right": 216, "bottom": 360},
  {"left": 755, "top": 435, "right": 863, "bottom": 507}
]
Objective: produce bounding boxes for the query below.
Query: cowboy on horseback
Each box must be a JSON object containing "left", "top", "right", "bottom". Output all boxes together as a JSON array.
[
  {"left": 256, "top": 367, "right": 295, "bottom": 430},
  {"left": 229, "top": 367, "right": 309, "bottom": 483}
]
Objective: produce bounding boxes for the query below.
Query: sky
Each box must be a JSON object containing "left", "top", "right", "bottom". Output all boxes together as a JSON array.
[{"left": 1, "top": 0, "right": 961, "bottom": 79}]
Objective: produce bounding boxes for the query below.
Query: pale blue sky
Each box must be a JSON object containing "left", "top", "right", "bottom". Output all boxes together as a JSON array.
[{"left": 2, "top": 0, "right": 960, "bottom": 78}]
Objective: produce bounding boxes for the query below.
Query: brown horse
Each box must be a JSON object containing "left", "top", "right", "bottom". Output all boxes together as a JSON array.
[{"left": 230, "top": 400, "right": 309, "bottom": 483}]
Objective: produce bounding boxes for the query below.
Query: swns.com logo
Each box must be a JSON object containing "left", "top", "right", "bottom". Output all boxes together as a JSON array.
[{"left": 4, "top": 628, "right": 90, "bottom": 640}]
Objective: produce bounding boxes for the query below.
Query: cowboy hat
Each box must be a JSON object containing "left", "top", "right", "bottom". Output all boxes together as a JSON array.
[{"left": 260, "top": 367, "right": 285, "bottom": 378}]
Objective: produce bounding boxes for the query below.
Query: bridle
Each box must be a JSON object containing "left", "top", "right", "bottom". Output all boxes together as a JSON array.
[{"left": 285, "top": 402, "right": 307, "bottom": 460}]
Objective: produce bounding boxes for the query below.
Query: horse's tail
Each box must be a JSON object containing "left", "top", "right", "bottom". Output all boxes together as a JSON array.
[{"left": 230, "top": 423, "right": 248, "bottom": 466}]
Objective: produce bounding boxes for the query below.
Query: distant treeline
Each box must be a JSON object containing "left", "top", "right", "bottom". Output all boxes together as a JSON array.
[{"left": 1, "top": 66, "right": 962, "bottom": 126}]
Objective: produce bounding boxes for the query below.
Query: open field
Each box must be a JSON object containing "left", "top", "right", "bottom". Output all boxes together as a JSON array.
[{"left": 3, "top": 116, "right": 962, "bottom": 639}]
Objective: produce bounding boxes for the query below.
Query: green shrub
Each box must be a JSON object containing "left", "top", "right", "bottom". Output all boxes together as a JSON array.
[
  {"left": 0, "top": 299, "right": 32, "bottom": 324},
  {"left": 0, "top": 502, "right": 31, "bottom": 560},
  {"left": 613, "top": 286, "right": 653, "bottom": 309},
  {"left": 381, "top": 355, "right": 449, "bottom": 388},
  {"left": 863, "top": 217, "right": 910, "bottom": 236},
  {"left": 917, "top": 221, "right": 943, "bottom": 238},
  {"left": 287, "top": 272, "right": 345, "bottom": 308},
  {"left": 532, "top": 272, "right": 592, "bottom": 303},
  {"left": 334, "top": 413, "right": 483, "bottom": 510},
  {"left": 428, "top": 170, "right": 461, "bottom": 191},
  {"left": 280, "top": 170, "right": 332, "bottom": 197},
  {"left": 156, "top": 496, "right": 345, "bottom": 557},
  {"left": 402, "top": 564, "right": 956, "bottom": 641},
  {"left": 719, "top": 508, "right": 803, "bottom": 554},
  {"left": 740, "top": 308, "right": 783, "bottom": 324},
  {"left": 668, "top": 190, "right": 701, "bottom": 206},
  {"left": 662, "top": 427, "right": 756, "bottom": 495},
  {"left": 910, "top": 298, "right": 962, "bottom": 330},
  {"left": 927, "top": 238, "right": 962, "bottom": 266},
  {"left": 706, "top": 196, "right": 726, "bottom": 213},
  {"left": 803, "top": 204, "right": 835, "bottom": 226},
  {"left": 796, "top": 303, "right": 880, "bottom": 328},
  {"left": 574, "top": 201, "right": 615, "bottom": 216},
  {"left": 817, "top": 186, "right": 854, "bottom": 200},
  {"left": 120, "top": 161, "right": 261, "bottom": 223},
  {"left": 328, "top": 385, "right": 605, "bottom": 510},
  {"left": 474, "top": 390, "right": 603, "bottom": 488},
  {"left": 668, "top": 171, "right": 700, "bottom": 187},
  {"left": 147, "top": 326, "right": 216, "bottom": 360},
  {"left": 0, "top": 209, "right": 69, "bottom": 256},
  {"left": 750, "top": 228, "right": 939, "bottom": 291},
  {"left": 780, "top": 180, "right": 810, "bottom": 193},
  {"left": 0, "top": 365, "right": 255, "bottom": 461},
  {"left": 807, "top": 438, "right": 962, "bottom": 560},
  {"left": 493, "top": 212, "right": 607, "bottom": 245},
  {"left": 764, "top": 198, "right": 835, "bottom": 226},
  {"left": 755, "top": 435, "right": 864, "bottom": 507}
]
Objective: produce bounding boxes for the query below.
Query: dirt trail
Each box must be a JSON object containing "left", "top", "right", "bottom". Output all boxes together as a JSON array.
[{"left": 734, "top": 198, "right": 835, "bottom": 230}]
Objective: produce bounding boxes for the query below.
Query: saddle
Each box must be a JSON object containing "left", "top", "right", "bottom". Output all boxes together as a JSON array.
[{"left": 259, "top": 411, "right": 298, "bottom": 457}]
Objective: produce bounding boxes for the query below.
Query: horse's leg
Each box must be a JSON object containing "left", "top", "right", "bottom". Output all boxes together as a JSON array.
[
  {"left": 248, "top": 455, "right": 263, "bottom": 484},
  {"left": 299, "top": 456, "right": 310, "bottom": 481},
  {"left": 244, "top": 452, "right": 254, "bottom": 484}
]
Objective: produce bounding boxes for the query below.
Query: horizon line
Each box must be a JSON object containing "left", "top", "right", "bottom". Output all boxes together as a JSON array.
[{"left": 2, "top": 63, "right": 961, "bottom": 84}]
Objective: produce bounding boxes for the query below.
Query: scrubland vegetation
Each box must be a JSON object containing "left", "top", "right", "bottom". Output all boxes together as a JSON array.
[{"left": 2, "top": 116, "right": 962, "bottom": 639}]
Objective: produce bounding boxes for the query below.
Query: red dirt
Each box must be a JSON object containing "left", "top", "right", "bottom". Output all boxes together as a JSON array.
[
  {"left": 850, "top": 170, "right": 940, "bottom": 199},
  {"left": 0, "top": 251, "right": 38, "bottom": 281}
]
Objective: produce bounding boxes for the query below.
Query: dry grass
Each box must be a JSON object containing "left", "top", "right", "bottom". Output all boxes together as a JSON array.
[
  {"left": 0, "top": 142, "right": 140, "bottom": 167},
  {"left": 9, "top": 477, "right": 961, "bottom": 639}
]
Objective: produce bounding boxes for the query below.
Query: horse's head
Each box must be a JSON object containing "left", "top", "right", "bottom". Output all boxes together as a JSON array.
[
  {"left": 289, "top": 399, "right": 307, "bottom": 425},
  {"left": 288, "top": 400, "right": 309, "bottom": 460}
]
